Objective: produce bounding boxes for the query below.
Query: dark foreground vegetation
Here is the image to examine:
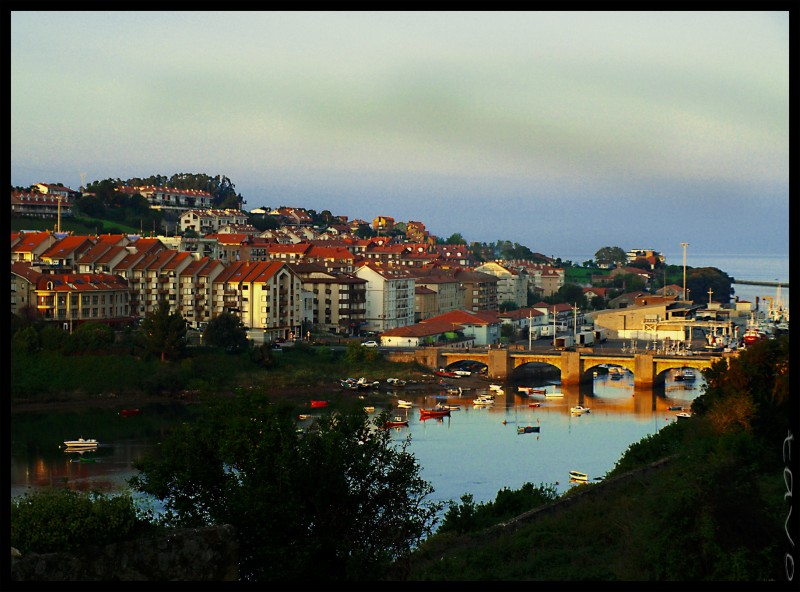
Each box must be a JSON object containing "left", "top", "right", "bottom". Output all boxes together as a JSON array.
[{"left": 10, "top": 308, "right": 794, "bottom": 581}]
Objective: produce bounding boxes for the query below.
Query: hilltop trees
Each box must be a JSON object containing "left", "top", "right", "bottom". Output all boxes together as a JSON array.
[{"left": 594, "top": 246, "right": 627, "bottom": 267}]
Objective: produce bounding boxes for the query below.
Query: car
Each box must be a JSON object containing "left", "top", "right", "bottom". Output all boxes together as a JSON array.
[{"left": 361, "top": 340, "right": 379, "bottom": 348}]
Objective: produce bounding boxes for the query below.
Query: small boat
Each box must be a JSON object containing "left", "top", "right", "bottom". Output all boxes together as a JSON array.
[
  {"left": 363, "top": 406, "right": 375, "bottom": 413},
  {"left": 71, "top": 456, "right": 97, "bottom": 463},
  {"left": 529, "top": 402, "right": 542, "bottom": 408},
  {"left": 569, "top": 470, "right": 589, "bottom": 482},
  {"left": 517, "top": 425, "right": 541, "bottom": 434},
  {"left": 545, "top": 391, "right": 564, "bottom": 398},
  {"left": 676, "top": 412, "right": 692, "bottom": 420},
  {"left": 419, "top": 408, "right": 451, "bottom": 419},
  {"left": 386, "top": 377, "right": 407, "bottom": 387},
  {"left": 608, "top": 367, "right": 624, "bottom": 380},
  {"left": 434, "top": 370, "right": 458, "bottom": 378},
  {"left": 674, "top": 369, "right": 696, "bottom": 382},
  {"left": 570, "top": 405, "right": 591, "bottom": 414},
  {"left": 298, "top": 414, "right": 312, "bottom": 420},
  {"left": 63, "top": 438, "right": 98, "bottom": 449},
  {"left": 383, "top": 416, "right": 409, "bottom": 428},
  {"left": 667, "top": 405, "right": 684, "bottom": 411},
  {"left": 473, "top": 397, "right": 494, "bottom": 405},
  {"left": 489, "top": 384, "right": 504, "bottom": 392},
  {"left": 119, "top": 408, "right": 141, "bottom": 417},
  {"left": 397, "top": 399, "right": 413, "bottom": 408},
  {"left": 310, "top": 400, "right": 328, "bottom": 408},
  {"left": 441, "top": 404, "right": 461, "bottom": 411}
]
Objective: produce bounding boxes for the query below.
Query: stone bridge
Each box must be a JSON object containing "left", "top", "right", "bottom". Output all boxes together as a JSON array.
[{"left": 399, "top": 348, "right": 735, "bottom": 388}]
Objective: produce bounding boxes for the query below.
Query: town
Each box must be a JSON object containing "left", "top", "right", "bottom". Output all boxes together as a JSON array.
[{"left": 11, "top": 180, "right": 787, "bottom": 352}]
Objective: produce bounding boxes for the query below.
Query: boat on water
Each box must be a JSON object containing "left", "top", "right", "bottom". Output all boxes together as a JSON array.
[
  {"left": 743, "top": 314, "right": 767, "bottom": 346},
  {"left": 119, "top": 408, "right": 141, "bottom": 417},
  {"left": 517, "top": 425, "right": 541, "bottom": 434},
  {"left": 545, "top": 391, "right": 564, "bottom": 398},
  {"left": 310, "top": 400, "right": 328, "bottom": 408},
  {"left": 441, "top": 404, "right": 461, "bottom": 410},
  {"left": 397, "top": 399, "right": 413, "bottom": 408},
  {"left": 383, "top": 416, "right": 409, "bottom": 428},
  {"left": 676, "top": 412, "right": 692, "bottom": 420},
  {"left": 386, "top": 377, "right": 406, "bottom": 387},
  {"left": 674, "top": 369, "right": 696, "bottom": 382},
  {"left": 570, "top": 405, "right": 591, "bottom": 414},
  {"left": 419, "top": 408, "right": 451, "bottom": 419},
  {"left": 569, "top": 470, "right": 589, "bottom": 482},
  {"left": 298, "top": 414, "right": 312, "bottom": 420},
  {"left": 667, "top": 405, "right": 684, "bottom": 411},
  {"left": 529, "top": 402, "right": 542, "bottom": 408},
  {"left": 473, "top": 396, "right": 494, "bottom": 406},
  {"left": 63, "top": 438, "right": 98, "bottom": 449}
]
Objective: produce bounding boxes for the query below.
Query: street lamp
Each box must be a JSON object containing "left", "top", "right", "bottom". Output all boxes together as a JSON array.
[{"left": 680, "top": 242, "right": 689, "bottom": 301}]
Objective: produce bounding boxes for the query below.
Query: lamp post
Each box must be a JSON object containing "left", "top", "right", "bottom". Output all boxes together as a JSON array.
[{"left": 680, "top": 242, "right": 689, "bottom": 301}]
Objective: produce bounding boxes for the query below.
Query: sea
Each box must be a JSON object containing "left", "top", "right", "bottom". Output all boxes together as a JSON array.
[{"left": 563, "top": 251, "right": 790, "bottom": 313}]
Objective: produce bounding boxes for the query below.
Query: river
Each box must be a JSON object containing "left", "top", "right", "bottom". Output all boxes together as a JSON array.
[{"left": 10, "top": 369, "right": 704, "bottom": 512}]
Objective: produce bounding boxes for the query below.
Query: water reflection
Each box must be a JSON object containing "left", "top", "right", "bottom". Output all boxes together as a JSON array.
[{"left": 11, "top": 373, "right": 705, "bottom": 507}]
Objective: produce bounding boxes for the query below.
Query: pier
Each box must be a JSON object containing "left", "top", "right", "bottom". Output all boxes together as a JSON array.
[{"left": 732, "top": 279, "right": 788, "bottom": 288}]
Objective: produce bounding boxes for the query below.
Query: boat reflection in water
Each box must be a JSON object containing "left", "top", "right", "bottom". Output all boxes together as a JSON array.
[{"left": 11, "top": 371, "right": 703, "bottom": 510}]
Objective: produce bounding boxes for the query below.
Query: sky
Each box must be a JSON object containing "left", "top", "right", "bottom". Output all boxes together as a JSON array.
[{"left": 10, "top": 11, "right": 790, "bottom": 261}]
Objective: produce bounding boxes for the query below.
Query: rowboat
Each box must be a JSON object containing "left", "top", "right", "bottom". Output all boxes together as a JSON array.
[
  {"left": 397, "top": 399, "right": 413, "bottom": 408},
  {"left": 528, "top": 402, "right": 542, "bottom": 408},
  {"left": 298, "top": 414, "right": 312, "bottom": 420},
  {"left": 419, "top": 408, "right": 451, "bottom": 419},
  {"left": 383, "top": 416, "right": 409, "bottom": 428},
  {"left": 517, "top": 425, "right": 540, "bottom": 434},
  {"left": 63, "top": 438, "right": 98, "bottom": 449},
  {"left": 310, "top": 400, "right": 328, "bottom": 408}
]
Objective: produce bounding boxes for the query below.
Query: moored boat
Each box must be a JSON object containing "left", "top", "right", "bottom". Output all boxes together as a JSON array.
[
  {"left": 569, "top": 470, "right": 589, "bottom": 482},
  {"left": 419, "top": 408, "right": 451, "bottom": 419},
  {"left": 517, "top": 425, "right": 541, "bottom": 434},
  {"left": 310, "top": 400, "right": 328, "bottom": 408},
  {"left": 545, "top": 391, "right": 564, "bottom": 398},
  {"left": 383, "top": 416, "right": 409, "bottom": 428},
  {"left": 63, "top": 437, "right": 98, "bottom": 449},
  {"left": 119, "top": 408, "right": 141, "bottom": 417},
  {"left": 570, "top": 405, "right": 591, "bottom": 414}
]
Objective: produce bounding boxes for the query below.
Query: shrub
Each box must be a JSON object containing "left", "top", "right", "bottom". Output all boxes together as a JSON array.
[{"left": 10, "top": 488, "right": 154, "bottom": 554}]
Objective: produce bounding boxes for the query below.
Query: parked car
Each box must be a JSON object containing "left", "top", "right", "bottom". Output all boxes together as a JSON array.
[{"left": 361, "top": 340, "right": 379, "bottom": 348}]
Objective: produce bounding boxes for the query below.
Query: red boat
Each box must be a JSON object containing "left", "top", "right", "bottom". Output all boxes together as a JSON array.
[
  {"left": 419, "top": 408, "right": 451, "bottom": 419},
  {"left": 120, "top": 408, "right": 141, "bottom": 417},
  {"left": 310, "top": 400, "right": 328, "bottom": 408},
  {"left": 434, "top": 370, "right": 458, "bottom": 378},
  {"left": 383, "top": 417, "right": 409, "bottom": 428}
]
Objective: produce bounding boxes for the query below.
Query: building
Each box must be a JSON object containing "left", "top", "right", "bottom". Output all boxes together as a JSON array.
[
  {"left": 356, "top": 263, "right": 416, "bottom": 333},
  {"left": 473, "top": 261, "right": 529, "bottom": 308},
  {"left": 119, "top": 186, "right": 213, "bottom": 211},
  {"left": 290, "top": 263, "right": 367, "bottom": 335}
]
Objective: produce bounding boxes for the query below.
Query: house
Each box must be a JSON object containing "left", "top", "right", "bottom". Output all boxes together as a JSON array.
[
  {"left": 119, "top": 185, "right": 214, "bottom": 211},
  {"left": 583, "top": 286, "right": 609, "bottom": 302},
  {"left": 420, "top": 309, "right": 502, "bottom": 347},
  {"left": 11, "top": 190, "right": 73, "bottom": 220},
  {"left": 497, "top": 306, "right": 548, "bottom": 340},
  {"left": 179, "top": 209, "right": 249, "bottom": 235},
  {"left": 452, "top": 269, "right": 499, "bottom": 312},
  {"left": 380, "top": 318, "right": 475, "bottom": 349},
  {"left": 407, "top": 269, "right": 464, "bottom": 319}
]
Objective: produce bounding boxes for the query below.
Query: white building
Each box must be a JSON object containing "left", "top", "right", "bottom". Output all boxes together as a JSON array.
[{"left": 355, "top": 264, "right": 416, "bottom": 333}]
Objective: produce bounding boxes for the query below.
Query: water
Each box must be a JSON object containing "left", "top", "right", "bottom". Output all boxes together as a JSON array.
[
  {"left": 564, "top": 251, "right": 789, "bottom": 311},
  {"left": 10, "top": 372, "right": 704, "bottom": 511}
]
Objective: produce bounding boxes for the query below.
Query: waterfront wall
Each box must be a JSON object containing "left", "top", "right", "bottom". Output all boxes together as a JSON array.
[{"left": 10, "top": 524, "right": 238, "bottom": 581}]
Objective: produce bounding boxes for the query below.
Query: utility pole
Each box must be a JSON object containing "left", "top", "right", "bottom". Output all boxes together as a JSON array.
[{"left": 680, "top": 242, "right": 689, "bottom": 301}]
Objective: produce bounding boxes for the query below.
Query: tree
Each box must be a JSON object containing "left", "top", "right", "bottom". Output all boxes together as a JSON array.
[
  {"left": 202, "top": 312, "right": 248, "bottom": 352},
  {"left": 594, "top": 246, "right": 627, "bottom": 267},
  {"left": 139, "top": 300, "right": 187, "bottom": 362},
  {"left": 129, "top": 394, "right": 441, "bottom": 581}
]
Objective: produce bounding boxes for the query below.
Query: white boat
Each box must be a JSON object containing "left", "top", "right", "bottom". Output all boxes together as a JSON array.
[
  {"left": 676, "top": 412, "right": 692, "bottom": 420},
  {"left": 570, "top": 405, "right": 591, "bottom": 414},
  {"left": 489, "top": 384, "right": 504, "bottom": 392},
  {"left": 674, "top": 369, "right": 696, "bottom": 382},
  {"left": 63, "top": 438, "right": 98, "bottom": 448},
  {"left": 397, "top": 400, "right": 413, "bottom": 408},
  {"left": 473, "top": 397, "right": 494, "bottom": 406},
  {"left": 569, "top": 470, "right": 588, "bottom": 482},
  {"left": 545, "top": 391, "right": 564, "bottom": 398}
]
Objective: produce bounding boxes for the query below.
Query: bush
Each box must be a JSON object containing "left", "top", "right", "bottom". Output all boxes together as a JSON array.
[{"left": 11, "top": 488, "right": 154, "bottom": 554}]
